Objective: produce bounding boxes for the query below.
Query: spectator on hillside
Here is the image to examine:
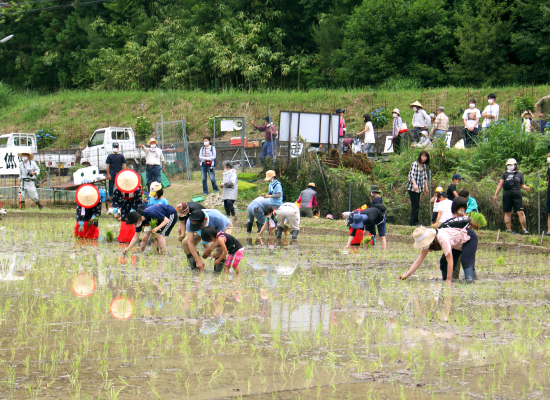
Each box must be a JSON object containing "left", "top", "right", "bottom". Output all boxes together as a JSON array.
[
  {"left": 356, "top": 113, "right": 375, "bottom": 156},
  {"left": 251, "top": 116, "right": 278, "bottom": 161},
  {"left": 481, "top": 93, "right": 499, "bottom": 130},
  {"left": 429, "top": 113, "right": 436, "bottom": 131},
  {"left": 493, "top": 158, "right": 532, "bottom": 235},
  {"left": 219, "top": 160, "right": 238, "bottom": 217},
  {"left": 447, "top": 174, "right": 462, "bottom": 201},
  {"left": 462, "top": 100, "right": 481, "bottom": 146},
  {"left": 522, "top": 110, "right": 534, "bottom": 133},
  {"left": 140, "top": 138, "right": 165, "bottom": 190},
  {"left": 335, "top": 108, "right": 346, "bottom": 153},
  {"left": 199, "top": 137, "right": 219, "bottom": 196},
  {"left": 406, "top": 150, "right": 430, "bottom": 226},
  {"left": 545, "top": 151, "right": 550, "bottom": 237},
  {"left": 392, "top": 109, "right": 404, "bottom": 154},
  {"left": 431, "top": 107, "right": 449, "bottom": 140},
  {"left": 458, "top": 189, "right": 478, "bottom": 215},
  {"left": 410, "top": 101, "right": 430, "bottom": 142},
  {"left": 535, "top": 94, "right": 550, "bottom": 133}
]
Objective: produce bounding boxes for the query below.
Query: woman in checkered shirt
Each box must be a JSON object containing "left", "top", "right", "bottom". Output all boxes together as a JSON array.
[{"left": 407, "top": 150, "right": 430, "bottom": 226}]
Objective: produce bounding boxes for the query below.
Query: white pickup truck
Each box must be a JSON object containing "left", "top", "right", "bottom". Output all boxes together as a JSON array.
[
  {"left": 80, "top": 127, "right": 176, "bottom": 171},
  {"left": 0, "top": 133, "right": 77, "bottom": 175}
]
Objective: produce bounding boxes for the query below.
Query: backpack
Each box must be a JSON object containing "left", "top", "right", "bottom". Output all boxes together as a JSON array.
[{"left": 503, "top": 172, "right": 516, "bottom": 190}]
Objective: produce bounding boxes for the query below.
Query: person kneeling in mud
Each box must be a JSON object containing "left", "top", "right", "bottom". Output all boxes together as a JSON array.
[
  {"left": 74, "top": 184, "right": 102, "bottom": 240},
  {"left": 259, "top": 203, "right": 300, "bottom": 239},
  {"left": 201, "top": 226, "right": 244, "bottom": 275},
  {"left": 399, "top": 197, "right": 478, "bottom": 284},
  {"left": 123, "top": 204, "right": 177, "bottom": 255},
  {"left": 258, "top": 205, "right": 287, "bottom": 237}
]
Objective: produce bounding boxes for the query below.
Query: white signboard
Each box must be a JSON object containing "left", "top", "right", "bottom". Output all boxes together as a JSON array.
[
  {"left": 220, "top": 120, "right": 234, "bottom": 132},
  {"left": 446, "top": 132, "right": 453, "bottom": 148},
  {"left": 383, "top": 136, "right": 394, "bottom": 153},
  {"left": 279, "top": 111, "right": 340, "bottom": 145},
  {"left": 0, "top": 149, "right": 26, "bottom": 176}
]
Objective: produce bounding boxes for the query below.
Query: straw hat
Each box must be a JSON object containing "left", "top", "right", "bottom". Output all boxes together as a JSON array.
[
  {"left": 147, "top": 137, "right": 158, "bottom": 145},
  {"left": 17, "top": 152, "right": 33, "bottom": 160},
  {"left": 409, "top": 101, "right": 424, "bottom": 109},
  {"left": 115, "top": 169, "right": 140, "bottom": 193},
  {"left": 109, "top": 297, "right": 134, "bottom": 319},
  {"left": 412, "top": 227, "right": 437, "bottom": 249},
  {"left": 308, "top": 182, "right": 316, "bottom": 188},
  {"left": 506, "top": 158, "right": 517, "bottom": 165},
  {"left": 149, "top": 181, "right": 162, "bottom": 196},
  {"left": 71, "top": 272, "right": 96, "bottom": 297},
  {"left": 392, "top": 108, "right": 400, "bottom": 115},
  {"left": 265, "top": 170, "right": 276, "bottom": 181},
  {"left": 75, "top": 184, "right": 100, "bottom": 208}
]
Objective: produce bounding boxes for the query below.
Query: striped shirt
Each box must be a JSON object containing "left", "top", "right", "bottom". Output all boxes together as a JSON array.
[{"left": 406, "top": 161, "right": 428, "bottom": 192}]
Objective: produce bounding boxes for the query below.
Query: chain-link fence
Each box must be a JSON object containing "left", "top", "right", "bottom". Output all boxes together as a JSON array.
[{"left": 155, "top": 118, "right": 192, "bottom": 181}]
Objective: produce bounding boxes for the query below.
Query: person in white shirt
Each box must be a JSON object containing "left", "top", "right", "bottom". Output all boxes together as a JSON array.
[
  {"left": 462, "top": 99, "right": 481, "bottom": 147},
  {"left": 139, "top": 138, "right": 165, "bottom": 189},
  {"left": 409, "top": 101, "right": 430, "bottom": 142},
  {"left": 432, "top": 191, "right": 453, "bottom": 227},
  {"left": 356, "top": 113, "right": 375, "bottom": 156},
  {"left": 481, "top": 93, "right": 500, "bottom": 129},
  {"left": 18, "top": 152, "right": 43, "bottom": 210}
]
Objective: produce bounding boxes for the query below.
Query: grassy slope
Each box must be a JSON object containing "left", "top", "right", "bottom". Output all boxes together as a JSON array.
[{"left": 1, "top": 86, "right": 550, "bottom": 147}]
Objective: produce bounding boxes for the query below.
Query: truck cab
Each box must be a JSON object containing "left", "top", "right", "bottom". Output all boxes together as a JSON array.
[
  {"left": 81, "top": 127, "right": 139, "bottom": 170},
  {"left": 0, "top": 133, "right": 38, "bottom": 153}
]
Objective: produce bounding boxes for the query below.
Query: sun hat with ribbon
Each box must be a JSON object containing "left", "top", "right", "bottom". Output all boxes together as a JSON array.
[
  {"left": 412, "top": 227, "right": 437, "bottom": 249},
  {"left": 115, "top": 169, "right": 140, "bottom": 193},
  {"left": 265, "top": 170, "right": 276, "bottom": 181},
  {"left": 147, "top": 137, "right": 158, "bottom": 145},
  {"left": 17, "top": 152, "right": 34, "bottom": 160},
  {"left": 75, "top": 184, "right": 100, "bottom": 208},
  {"left": 409, "top": 101, "right": 424, "bottom": 109}
]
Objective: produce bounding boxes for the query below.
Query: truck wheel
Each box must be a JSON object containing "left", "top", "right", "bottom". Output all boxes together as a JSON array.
[{"left": 127, "top": 161, "right": 138, "bottom": 172}]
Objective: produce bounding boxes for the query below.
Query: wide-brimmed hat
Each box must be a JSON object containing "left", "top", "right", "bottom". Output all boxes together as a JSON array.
[
  {"left": 335, "top": 108, "right": 345, "bottom": 114},
  {"left": 147, "top": 137, "right": 158, "bottom": 145},
  {"left": 189, "top": 210, "right": 206, "bottom": 231},
  {"left": 412, "top": 227, "right": 437, "bottom": 249},
  {"left": 308, "top": 182, "right": 316, "bottom": 188},
  {"left": 506, "top": 158, "right": 517, "bottom": 165},
  {"left": 351, "top": 213, "right": 368, "bottom": 230},
  {"left": 392, "top": 108, "right": 400, "bottom": 115},
  {"left": 409, "top": 101, "right": 424, "bottom": 109},
  {"left": 76, "top": 184, "right": 100, "bottom": 208},
  {"left": 18, "top": 152, "right": 33, "bottom": 160},
  {"left": 149, "top": 181, "right": 162, "bottom": 196},
  {"left": 115, "top": 169, "right": 140, "bottom": 193},
  {"left": 265, "top": 170, "right": 276, "bottom": 181},
  {"left": 369, "top": 185, "right": 382, "bottom": 194}
]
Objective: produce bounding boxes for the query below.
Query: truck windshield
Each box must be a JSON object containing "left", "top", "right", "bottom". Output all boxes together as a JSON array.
[
  {"left": 0, "top": 138, "right": 8, "bottom": 148},
  {"left": 111, "top": 131, "right": 130, "bottom": 140},
  {"left": 90, "top": 131, "right": 105, "bottom": 146},
  {"left": 14, "top": 136, "right": 33, "bottom": 146}
]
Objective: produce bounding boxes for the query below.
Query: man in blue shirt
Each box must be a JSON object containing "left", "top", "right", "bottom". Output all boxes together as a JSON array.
[
  {"left": 264, "top": 170, "right": 283, "bottom": 210},
  {"left": 183, "top": 209, "right": 233, "bottom": 271},
  {"left": 123, "top": 204, "right": 177, "bottom": 255}
]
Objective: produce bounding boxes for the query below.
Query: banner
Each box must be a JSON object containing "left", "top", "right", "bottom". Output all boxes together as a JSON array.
[{"left": 0, "top": 149, "right": 24, "bottom": 176}]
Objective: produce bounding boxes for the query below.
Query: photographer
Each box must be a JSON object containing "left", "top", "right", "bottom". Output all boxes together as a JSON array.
[{"left": 18, "top": 152, "right": 43, "bottom": 210}]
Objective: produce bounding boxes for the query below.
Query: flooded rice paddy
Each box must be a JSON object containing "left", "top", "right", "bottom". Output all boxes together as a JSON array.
[{"left": 1, "top": 216, "right": 550, "bottom": 399}]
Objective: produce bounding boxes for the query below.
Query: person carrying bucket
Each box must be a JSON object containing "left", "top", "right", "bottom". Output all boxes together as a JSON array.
[
  {"left": 111, "top": 169, "right": 144, "bottom": 243},
  {"left": 74, "top": 184, "right": 102, "bottom": 240}
]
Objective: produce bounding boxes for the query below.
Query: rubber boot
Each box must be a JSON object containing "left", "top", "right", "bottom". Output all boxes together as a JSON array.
[
  {"left": 256, "top": 222, "right": 263, "bottom": 232},
  {"left": 19, "top": 202, "right": 25, "bottom": 210},
  {"left": 291, "top": 230, "right": 299, "bottom": 240},
  {"left": 36, "top": 201, "right": 44, "bottom": 211},
  {"left": 187, "top": 254, "right": 197, "bottom": 270},
  {"left": 246, "top": 222, "right": 253, "bottom": 234},
  {"left": 214, "top": 260, "right": 225, "bottom": 273},
  {"left": 276, "top": 226, "right": 283, "bottom": 239}
]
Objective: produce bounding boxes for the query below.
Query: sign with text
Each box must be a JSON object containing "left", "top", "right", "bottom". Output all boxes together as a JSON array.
[{"left": 0, "top": 149, "right": 24, "bottom": 175}]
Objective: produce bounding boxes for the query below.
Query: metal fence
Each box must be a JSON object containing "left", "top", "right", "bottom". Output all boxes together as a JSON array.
[{"left": 155, "top": 116, "right": 192, "bottom": 181}]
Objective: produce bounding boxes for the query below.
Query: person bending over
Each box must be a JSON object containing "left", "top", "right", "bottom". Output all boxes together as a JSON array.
[{"left": 201, "top": 226, "right": 244, "bottom": 275}]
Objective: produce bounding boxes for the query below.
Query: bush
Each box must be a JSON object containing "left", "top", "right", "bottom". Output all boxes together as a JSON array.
[
  {"left": 0, "top": 82, "right": 13, "bottom": 109},
  {"left": 135, "top": 116, "right": 153, "bottom": 140},
  {"left": 371, "top": 107, "right": 391, "bottom": 129},
  {"left": 36, "top": 128, "right": 57, "bottom": 149},
  {"left": 513, "top": 96, "right": 535, "bottom": 116}
]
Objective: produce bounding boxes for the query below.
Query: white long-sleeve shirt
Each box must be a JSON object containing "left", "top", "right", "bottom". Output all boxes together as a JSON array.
[
  {"left": 19, "top": 160, "right": 40, "bottom": 179},
  {"left": 199, "top": 146, "right": 216, "bottom": 165},
  {"left": 412, "top": 109, "right": 430, "bottom": 128}
]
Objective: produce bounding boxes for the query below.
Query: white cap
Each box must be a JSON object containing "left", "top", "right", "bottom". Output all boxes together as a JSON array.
[{"left": 506, "top": 158, "right": 517, "bottom": 165}]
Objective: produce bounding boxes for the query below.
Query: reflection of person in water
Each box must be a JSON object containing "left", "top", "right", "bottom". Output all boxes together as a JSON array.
[{"left": 0, "top": 254, "right": 27, "bottom": 281}]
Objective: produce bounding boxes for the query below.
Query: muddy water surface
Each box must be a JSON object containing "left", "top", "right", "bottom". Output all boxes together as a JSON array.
[{"left": 0, "top": 217, "right": 550, "bottom": 399}]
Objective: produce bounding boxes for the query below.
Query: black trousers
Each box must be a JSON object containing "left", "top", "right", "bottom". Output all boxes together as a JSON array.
[
  {"left": 224, "top": 199, "right": 235, "bottom": 216},
  {"left": 393, "top": 135, "right": 402, "bottom": 154},
  {"left": 408, "top": 190, "right": 421, "bottom": 226}
]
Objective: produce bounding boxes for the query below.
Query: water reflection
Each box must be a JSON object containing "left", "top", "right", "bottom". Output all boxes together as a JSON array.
[
  {"left": 109, "top": 297, "right": 135, "bottom": 319},
  {"left": 71, "top": 272, "right": 96, "bottom": 297}
]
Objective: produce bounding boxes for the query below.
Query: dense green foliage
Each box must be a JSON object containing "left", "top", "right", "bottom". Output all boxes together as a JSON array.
[{"left": 1, "top": 0, "right": 549, "bottom": 91}]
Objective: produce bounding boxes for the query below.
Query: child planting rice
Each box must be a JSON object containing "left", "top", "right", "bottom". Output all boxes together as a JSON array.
[
  {"left": 123, "top": 204, "right": 177, "bottom": 255},
  {"left": 74, "top": 184, "right": 102, "bottom": 240},
  {"left": 200, "top": 226, "right": 244, "bottom": 275}
]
